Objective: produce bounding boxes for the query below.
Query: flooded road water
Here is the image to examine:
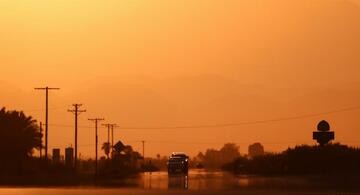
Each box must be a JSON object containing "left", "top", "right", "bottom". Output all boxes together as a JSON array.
[
  {"left": 1, "top": 170, "right": 360, "bottom": 194},
  {"left": 127, "top": 169, "right": 360, "bottom": 190},
  {"left": 140, "top": 170, "right": 236, "bottom": 190}
]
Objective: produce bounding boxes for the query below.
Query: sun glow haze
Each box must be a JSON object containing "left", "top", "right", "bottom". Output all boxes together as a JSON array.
[{"left": 1, "top": 0, "right": 360, "bottom": 158}]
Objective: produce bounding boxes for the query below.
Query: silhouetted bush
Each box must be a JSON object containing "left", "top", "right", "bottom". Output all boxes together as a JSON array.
[
  {"left": 98, "top": 142, "right": 142, "bottom": 178},
  {"left": 223, "top": 144, "right": 360, "bottom": 175}
]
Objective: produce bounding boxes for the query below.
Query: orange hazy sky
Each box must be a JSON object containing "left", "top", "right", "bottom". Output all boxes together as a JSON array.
[{"left": 1, "top": 0, "right": 360, "bottom": 158}]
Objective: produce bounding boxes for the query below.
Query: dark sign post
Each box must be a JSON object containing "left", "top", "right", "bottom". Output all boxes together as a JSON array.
[{"left": 313, "top": 120, "right": 335, "bottom": 146}]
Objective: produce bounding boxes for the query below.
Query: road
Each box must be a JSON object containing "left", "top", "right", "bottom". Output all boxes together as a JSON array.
[{"left": 1, "top": 170, "right": 360, "bottom": 194}]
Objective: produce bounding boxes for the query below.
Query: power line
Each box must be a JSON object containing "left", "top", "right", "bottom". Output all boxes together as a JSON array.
[
  {"left": 25, "top": 105, "right": 68, "bottom": 112},
  {"left": 48, "top": 144, "right": 93, "bottom": 148},
  {"left": 47, "top": 105, "right": 360, "bottom": 130},
  {"left": 117, "top": 105, "right": 360, "bottom": 129}
]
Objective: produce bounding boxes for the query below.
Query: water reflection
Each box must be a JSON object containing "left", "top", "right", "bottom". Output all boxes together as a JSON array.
[
  {"left": 142, "top": 172, "right": 168, "bottom": 189},
  {"left": 168, "top": 174, "right": 188, "bottom": 189},
  {"left": 141, "top": 170, "right": 238, "bottom": 190},
  {"left": 125, "top": 170, "right": 353, "bottom": 190}
]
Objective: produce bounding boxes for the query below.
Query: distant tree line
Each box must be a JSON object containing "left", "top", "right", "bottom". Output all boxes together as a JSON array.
[
  {"left": 195, "top": 143, "right": 240, "bottom": 169},
  {"left": 223, "top": 144, "right": 360, "bottom": 175}
]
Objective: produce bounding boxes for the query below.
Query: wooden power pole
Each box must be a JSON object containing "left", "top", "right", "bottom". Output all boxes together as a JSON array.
[
  {"left": 142, "top": 140, "right": 145, "bottom": 160},
  {"left": 68, "top": 104, "right": 86, "bottom": 169},
  {"left": 34, "top": 87, "right": 60, "bottom": 161},
  {"left": 88, "top": 118, "right": 104, "bottom": 177}
]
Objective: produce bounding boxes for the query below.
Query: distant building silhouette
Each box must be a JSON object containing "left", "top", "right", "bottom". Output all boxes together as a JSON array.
[
  {"left": 248, "top": 143, "right": 264, "bottom": 158},
  {"left": 313, "top": 120, "right": 335, "bottom": 146},
  {"left": 52, "top": 148, "right": 61, "bottom": 164},
  {"left": 65, "top": 147, "right": 74, "bottom": 168}
]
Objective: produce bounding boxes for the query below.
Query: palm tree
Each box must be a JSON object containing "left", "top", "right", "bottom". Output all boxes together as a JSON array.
[
  {"left": 102, "top": 142, "right": 110, "bottom": 159},
  {"left": 0, "top": 107, "right": 42, "bottom": 171}
]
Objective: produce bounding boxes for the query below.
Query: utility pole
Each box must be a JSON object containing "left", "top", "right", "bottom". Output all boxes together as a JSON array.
[
  {"left": 39, "top": 122, "right": 43, "bottom": 158},
  {"left": 102, "top": 124, "right": 111, "bottom": 144},
  {"left": 68, "top": 104, "right": 86, "bottom": 170},
  {"left": 110, "top": 124, "right": 118, "bottom": 155},
  {"left": 34, "top": 87, "right": 60, "bottom": 161},
  {"left": 88, "top": 118, "right": 104, "bottom": 177},
  {"left": 111, "top": 125, "right": 114, "bottom": 151},
  {"left": 102, "top": 123, "right": 111, "bottom": 158},
  {"left": 142, "top": 140, "right": 145, "bottom": 160}
]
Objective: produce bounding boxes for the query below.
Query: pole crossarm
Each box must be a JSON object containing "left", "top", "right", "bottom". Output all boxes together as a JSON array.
[
  {"left": 88, "top": 118, "right": 105, "bottom": 122},
  {"left": 35, "top": 87, "right": 60, "bottom": 90},
  {"left": 68, "top": 104, "right": 86, "bottom": 113}
]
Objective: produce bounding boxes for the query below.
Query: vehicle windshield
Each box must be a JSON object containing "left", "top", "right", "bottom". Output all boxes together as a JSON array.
[{"left": 171, "top": 154, "right": 188, "bottom": 158}]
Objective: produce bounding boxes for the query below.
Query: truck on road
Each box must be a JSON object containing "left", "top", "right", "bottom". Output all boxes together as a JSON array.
[{"left": 167, "top": 152, "right": 189, "bottom": 175}]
